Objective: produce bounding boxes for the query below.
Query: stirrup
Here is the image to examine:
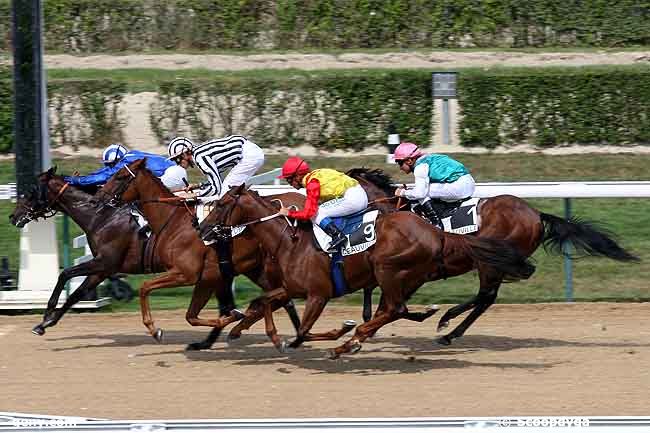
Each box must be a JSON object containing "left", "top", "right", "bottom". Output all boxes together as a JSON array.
[{"left": 327, "top": 236, "right": 347, "bottom": 253}]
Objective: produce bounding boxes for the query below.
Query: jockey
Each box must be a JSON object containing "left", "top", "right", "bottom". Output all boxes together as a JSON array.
[
  {"left": 167, "top": 135, "right": 265, "bottom": 201},
  {"left": 393, "top": 142, "right": 475, "bottom": 226},
  {"left": 64, "top": 143, "right": 188, "bottom": 191},
  {"left": 278, "top": 156, "right": 368, "bottom": 252}
]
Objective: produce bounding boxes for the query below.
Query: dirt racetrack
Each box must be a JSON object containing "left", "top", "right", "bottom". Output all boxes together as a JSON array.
[{"left": 1, "top": 303, "right": 649, "bottom": 419}]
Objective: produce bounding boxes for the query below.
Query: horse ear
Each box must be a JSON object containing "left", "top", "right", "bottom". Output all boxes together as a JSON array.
[
  {"left": 133, "top": 158, "right": 146, "bottom": 169},
  {"left": 46, "top": 166, "right": 57, "bottom": 177}
]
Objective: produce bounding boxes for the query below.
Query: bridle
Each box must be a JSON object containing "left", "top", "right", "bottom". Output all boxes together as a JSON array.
[
  {"left": 204, "top": 190, "right": 298, "bottom": 245},
  {"left": 101, "top": 164, "right": 138, "bottom": 209},
  {"left": 16, "top": 181, "right": 70, "bottom": 224}
]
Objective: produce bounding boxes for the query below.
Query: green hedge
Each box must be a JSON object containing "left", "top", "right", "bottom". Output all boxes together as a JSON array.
[
  {"left": 1, "top": 0, "right": 649, "bottom": 52},
  {"left": 458, "top": 69, "right": 650, "bottom": 148},
  {"left": 0, "top": 77, "right": 127, "bottom": 153},
  {"left": 2, "top": 68, "right": 650, "bottom": 154},
  {"left": 149, "top": 72, "right": 432, "bottom": 150}
]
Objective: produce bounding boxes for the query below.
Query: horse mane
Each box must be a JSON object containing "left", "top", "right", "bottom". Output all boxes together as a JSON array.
[
  {"left": 346, "top": 167, "right": 396, "bottom": 195},
  {"left": 132, "top": 161, "right": 173, "bottom": 196}
]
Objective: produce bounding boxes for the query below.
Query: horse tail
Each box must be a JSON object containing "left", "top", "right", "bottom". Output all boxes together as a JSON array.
[
  {"left": 540, "top": 213, "right": 639, "bottom": 262},
  {"left": 446, "top": 234, "right": 536, "bottom": 282}
]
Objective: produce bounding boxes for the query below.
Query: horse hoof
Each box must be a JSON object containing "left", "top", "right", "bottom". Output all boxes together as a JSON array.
[
  {"left": 436, "top": 335, "right": 452, "bottom": 346},
  {"left": 153, "top": 328, "right": 164, "bottom": 343},
  {"left": 31, "top": 325, "right": 45, "bottom": 336},
  {"left": 327, "top": 349, "right": 341, "bottom": 360},
  {"left": 185, "top": 341, "right": 210, "bottom": 351},
  {"left": 342, "top": 320, "right": 357, "bottom": 333},
  {"left": 437, "top": 321, "right": 449, "bottom": 332},
  {"left": 349, "top": 341, "right": 362, "bottom": 355},
  {"left": 278, "top": 340, "right": 289, "bottom": 353},
  {"left": 426, "top": 305, "right": 441, "bottom": 314},
  {"left": 231, "top": 309, "right": 245, "bottom": 321}
]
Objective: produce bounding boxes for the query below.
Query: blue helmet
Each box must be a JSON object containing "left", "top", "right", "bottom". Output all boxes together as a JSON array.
[{"left": 102, "top": 143, "right": 128, "bottom": 166}]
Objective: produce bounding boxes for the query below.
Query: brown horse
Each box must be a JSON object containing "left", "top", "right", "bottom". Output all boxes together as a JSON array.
[
  {"left": 347, "top": 168, "right": 640, "bottom": 345},
  {"left": 198, "top": 184, "right": 536, "bottom": 358},
  {"left": 9, "top": 167, "right": 300, "bottom": 349},
  {"left": 96, "top": 158, "right": 310, "bottom": 343}
]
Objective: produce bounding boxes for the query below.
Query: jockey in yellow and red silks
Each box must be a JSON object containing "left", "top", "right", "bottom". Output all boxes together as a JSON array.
[{"left": 278, "top": 156, "right": 368, "bottom": 252}]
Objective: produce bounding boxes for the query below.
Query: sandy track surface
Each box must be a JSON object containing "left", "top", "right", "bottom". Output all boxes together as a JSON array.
[
  {"left": 1, "top": 303, "right": 649, "bottom": 419},
  {"left": 3, "top": 51, "right": 650, "bottom": 70}
]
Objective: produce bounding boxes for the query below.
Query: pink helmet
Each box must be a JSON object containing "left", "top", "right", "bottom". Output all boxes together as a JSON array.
[{"left": 393, "top": 142, "right": 422, "bottom": 160}]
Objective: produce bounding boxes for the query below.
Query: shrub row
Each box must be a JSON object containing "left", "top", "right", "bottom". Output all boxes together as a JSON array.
[
  {"left": 1, "top": 0, "right": 649, "bottom": 52},
  {"left": 1, "top": 68, "right": 650, "bottom": 153}
]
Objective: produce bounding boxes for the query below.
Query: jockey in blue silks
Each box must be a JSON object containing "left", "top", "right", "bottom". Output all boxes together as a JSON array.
[
  {"left": 63, "top": 144, "right": 189, "bottom": 236},
  {"left": 63, "top": 143, "right": 187, "bottom": 191}
]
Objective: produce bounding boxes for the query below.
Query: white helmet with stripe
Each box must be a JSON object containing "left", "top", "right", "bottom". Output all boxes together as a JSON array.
[
  {"left": 102, "top": 143, "right": 128, "bottom": 165},
  {"left": 167, "top": 137, "right": 194, "bottom": 160}
]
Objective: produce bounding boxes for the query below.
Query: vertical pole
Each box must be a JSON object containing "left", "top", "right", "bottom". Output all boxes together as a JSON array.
[
  {"left": 62, "top": 215, "right": 70, "bottom": 297},
  {"left": 12, "top": 0, "right": 49, "bottom": 195},
  {"left": 562, "top": 198, "right": 574, "bottom": 302},
  {"left": 441, "top": 99, "right": 450, "bottom": 146}
]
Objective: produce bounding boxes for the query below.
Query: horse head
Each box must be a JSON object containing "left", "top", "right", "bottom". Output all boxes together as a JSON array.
[
  {"left": 97, "top": 158, "right": 148, "bottom": 207},
  {"left": 10, "top": 167, "right": 66, "bottom": 227}
]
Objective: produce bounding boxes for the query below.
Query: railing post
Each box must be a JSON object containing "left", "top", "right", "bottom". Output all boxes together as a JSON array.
[
  {"left": 562, "top": 198, "right": 574, "bottom": 302},
  {"left": 62, "top": 214, "right": 70, "bottom": 297}
]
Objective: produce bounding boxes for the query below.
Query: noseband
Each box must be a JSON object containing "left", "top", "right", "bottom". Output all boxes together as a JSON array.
[{"left": 18, "top": 181, "right": 70, "bottom": 223}]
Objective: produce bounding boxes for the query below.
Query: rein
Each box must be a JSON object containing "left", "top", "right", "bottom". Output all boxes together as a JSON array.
[
  {"left": 22, "top": 181, "right": 71, "bottom": 221},
  {"left": 368, "top": 195, "right": 409, "bottom": 211}
]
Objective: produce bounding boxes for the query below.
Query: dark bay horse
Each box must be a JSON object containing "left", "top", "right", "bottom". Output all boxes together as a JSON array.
[
  {"left": 198, "top": 184, "right": 536, "bottom": 358},
  {"left": 96, "top": 158, "right": 308, "bottom": 343},
  {"left": 347, "top": 168, "right": 639, "bottom": 345},
  {"left": 9, "top": 167, "right": 300, "bottom": 349}
]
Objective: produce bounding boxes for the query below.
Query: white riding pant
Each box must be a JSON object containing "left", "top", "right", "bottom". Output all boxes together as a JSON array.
[
  {"left": 419, "top": 174, "right": 476, "bottom": 204},
  {"left": 219, "top": 139, "right": 265, "bottom": 198},
  {"left": 314, "top": 185, "right": 368, "bottom": 225}
]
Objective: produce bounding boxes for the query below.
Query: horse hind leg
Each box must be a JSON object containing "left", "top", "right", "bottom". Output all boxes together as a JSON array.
[
  {"left": 437, "top": 269, "right": 502, "bottom": 346},
  {"left": 402, "top": 304, "right": 441, "bottom": 322},
  {"left": 437, "top": 296, "right": 479, "bottom": 332}
]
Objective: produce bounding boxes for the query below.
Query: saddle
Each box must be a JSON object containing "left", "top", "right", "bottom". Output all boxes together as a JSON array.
[
  {"left": 312, "top": 208, "right": 380, "bottom": 298},
  {"left": 312, "top": 209, "right": 380, "bottom": 256}
]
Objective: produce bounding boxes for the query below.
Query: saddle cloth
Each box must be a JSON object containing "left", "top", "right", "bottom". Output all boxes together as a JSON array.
[
  {"left": 437, "top": 197, "right": 481, "bottom": 235},
  {"left": 313, "top": 209, "right": 380, "bottom": 256}
]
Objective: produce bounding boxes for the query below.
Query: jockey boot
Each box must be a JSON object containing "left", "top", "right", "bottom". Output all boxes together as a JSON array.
[
  {"left": 138, "top": 224, "right": 151, "bottom": 237},
  {"left": 321, "top": 221, "right": 348, "bottom": 252},
  {"left": 420, "top": 200, "right": 443, "bottom": 228}
]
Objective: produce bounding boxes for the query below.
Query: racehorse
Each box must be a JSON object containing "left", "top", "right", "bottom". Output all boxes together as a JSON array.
[
  {"left": 198, "top": 184, "right": 536, "bottom": 358},
  {"left": 347, "top": 168, "right": 640, "bottom": 345},
  {"left": 9, "top": 167, "right": 300, "bottom": 349},
  {"left": 95, "top": 158, "right": 315, "bottom": 343}
]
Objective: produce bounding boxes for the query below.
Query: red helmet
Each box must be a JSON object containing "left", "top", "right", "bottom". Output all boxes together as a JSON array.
[{"left": 278, "top": 156, "right": 310, "bottom": 179}]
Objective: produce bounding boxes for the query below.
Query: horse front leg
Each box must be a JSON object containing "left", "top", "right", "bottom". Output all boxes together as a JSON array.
[
  {"left": 263, "top": 291, "right": 292, "bottom": 352},
  {"left": 185, "top": 281, "right": 243, "bottom": 351},
  {"left": 287, "top": 295, "right": 357, "bottom": 348},
  {"left": 33, "top": 273, "right": 106, "bottom": 336},
  {"left": 34, "top": 259, "right": 108, "bottom": 335},
  {"left": 329, "top": 305, "right": 403, "bottom": 359},
  {"left": 362, "top": 287, "right": 373, "bottom": 323},
  {"left": 139, "top": 270, "right": 195, "bottom": 342}
]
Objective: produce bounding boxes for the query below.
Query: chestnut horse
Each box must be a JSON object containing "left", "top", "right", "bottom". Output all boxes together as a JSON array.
[
  {"left": 347, "top": 168, "right": 639, "bottom": 345},
  {"left": 96, "top": 158, "right": 311, "bottom": 343},
  {"left": 9, "top": 167, "right": 300, "bottom": 349},
  {"left": 198, "top": 185, "right": 536, "bottom": 358}
]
